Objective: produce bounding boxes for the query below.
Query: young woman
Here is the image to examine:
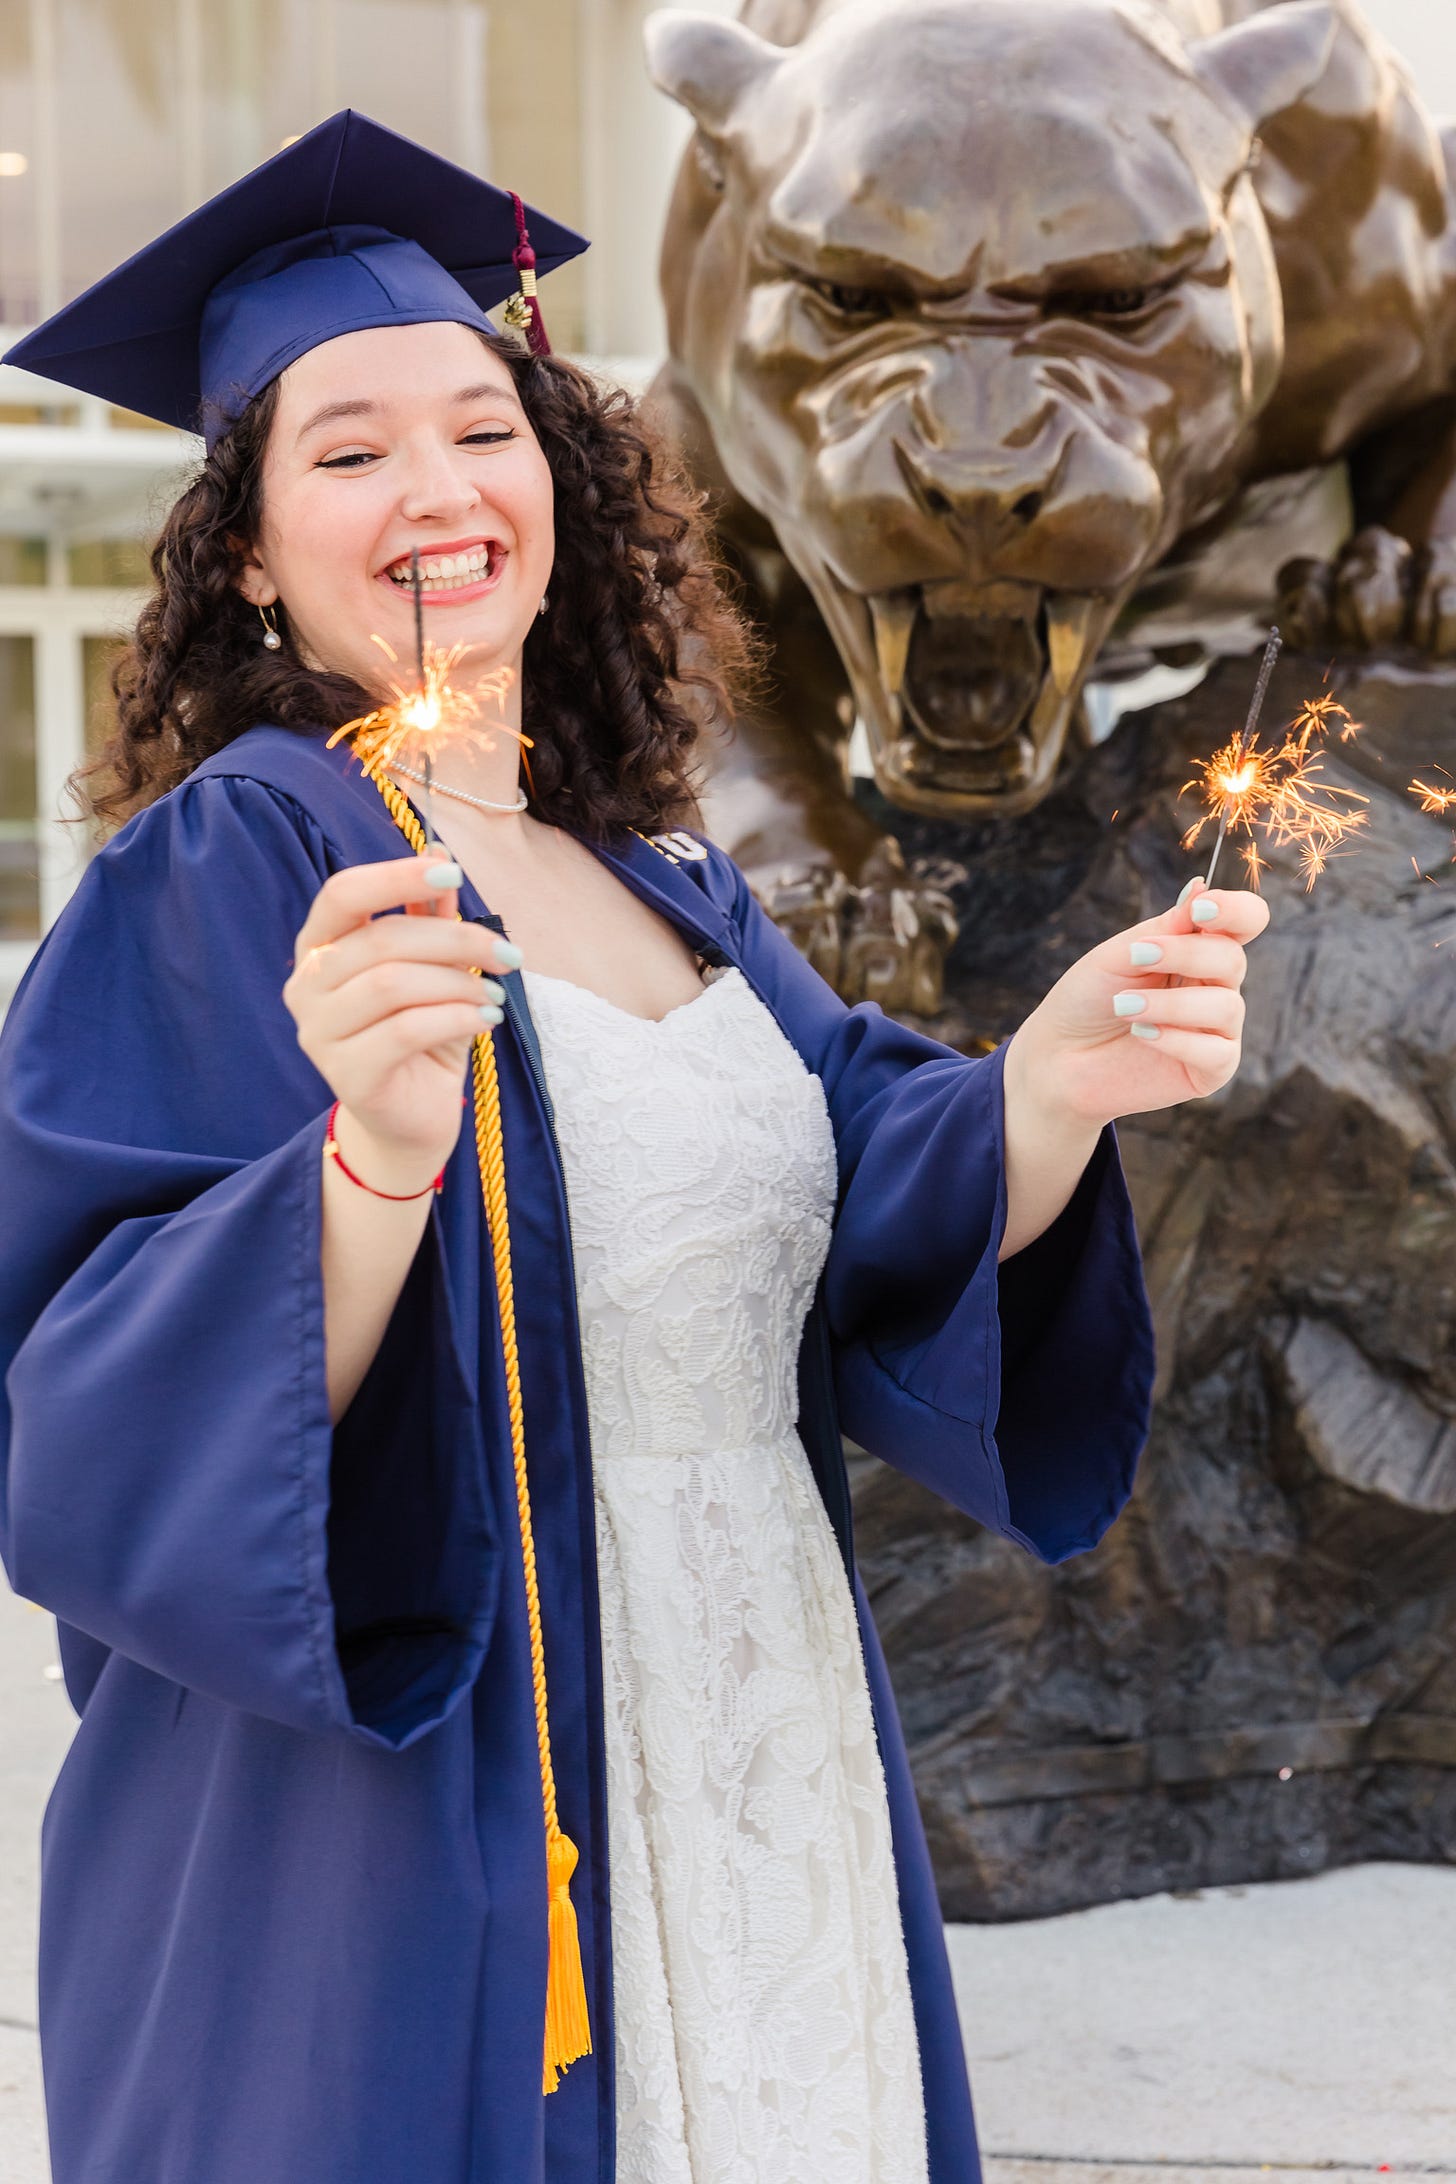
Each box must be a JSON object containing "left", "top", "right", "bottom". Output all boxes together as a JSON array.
[{"left": 0, "top": 113, "right": 1261, "bottom": 2184}]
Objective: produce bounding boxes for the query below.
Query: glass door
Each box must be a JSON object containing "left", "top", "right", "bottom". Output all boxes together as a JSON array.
[{"left": 0, "top": 634, "right": 39, "bottom": 942}]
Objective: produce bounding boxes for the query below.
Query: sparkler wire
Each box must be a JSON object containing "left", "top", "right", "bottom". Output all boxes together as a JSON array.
[
  {"left": 408, "top": 547, "right": 440, "bottom": 855},
  {"left": 1204, "top": 626, "right": 1282, "bottom": 888}
]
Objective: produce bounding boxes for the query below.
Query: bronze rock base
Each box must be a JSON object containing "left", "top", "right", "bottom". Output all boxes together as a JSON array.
[{"left": 847, "top": 652, "right": 1456, "bottom": 1919}]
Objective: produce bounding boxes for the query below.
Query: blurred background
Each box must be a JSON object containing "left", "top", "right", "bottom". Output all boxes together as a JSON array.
[
  {"left": 0, "top": 0, "right": 1451, "bottom": 1013},
  {"left": 0, "top": 1, "right": 1452, "bottom": 1009}
]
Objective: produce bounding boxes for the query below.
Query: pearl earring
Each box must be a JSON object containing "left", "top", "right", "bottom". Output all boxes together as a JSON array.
[
  {"left": 258, "top": 602, "right": 282, "bottom": 651},
  {"left": 538, "top": 593, "right": 549, "bottom": 618}
]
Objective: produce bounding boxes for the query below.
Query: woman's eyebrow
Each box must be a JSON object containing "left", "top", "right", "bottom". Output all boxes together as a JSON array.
[
  {"left": 452, "top": 380, "right": 524, "bottom": 411},
  {"left": 295, "top": 382, "right": 523, "bottom": 446},
  {"left": 295, "top": 397, "right": 377, "bottom": 445}
]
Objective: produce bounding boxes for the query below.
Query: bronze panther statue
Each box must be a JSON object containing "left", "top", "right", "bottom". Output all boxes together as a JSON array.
[{"left": 644, "top": 0, "right": 1456, "bottom": 1008}]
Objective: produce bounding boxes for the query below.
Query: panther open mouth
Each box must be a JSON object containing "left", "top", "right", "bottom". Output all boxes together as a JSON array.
[
  {"left": 900, "top": 599, "right": 1045, "bottom": 749},
  {"left": 818, "top": 575, "right": 1118, "bottom": 816}
]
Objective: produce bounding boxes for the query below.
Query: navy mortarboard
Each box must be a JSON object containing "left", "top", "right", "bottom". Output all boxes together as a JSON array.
[{"left": 2, "top": 109, "right": 590, "bottom": 448}]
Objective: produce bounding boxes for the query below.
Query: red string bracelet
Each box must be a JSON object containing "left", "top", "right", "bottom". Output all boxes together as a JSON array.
[{"left": 322, "top": 1100, "right": 445, "bottom": 1199}]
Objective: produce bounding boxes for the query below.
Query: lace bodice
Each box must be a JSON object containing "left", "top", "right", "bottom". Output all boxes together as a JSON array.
[
  {"left": 529, "top": 964, "right": 835, "bottom": 1457},
  {"left": 522, "top": 962, "right": 930, "bottom": 2184}
]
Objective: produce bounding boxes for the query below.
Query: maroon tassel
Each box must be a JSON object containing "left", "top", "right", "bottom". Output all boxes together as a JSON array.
[{"left": 506, "top": 190, "right": 552, "bottom": 358}]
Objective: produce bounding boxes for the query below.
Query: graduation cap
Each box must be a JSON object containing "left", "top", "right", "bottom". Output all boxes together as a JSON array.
[{"left": 2, "top": 110, "right": 590, "bottom": 450}]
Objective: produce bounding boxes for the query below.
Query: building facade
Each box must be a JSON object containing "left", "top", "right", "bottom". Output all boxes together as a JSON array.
[{"left": 0, "top": 0, "right": 710, "bottom": 1004}]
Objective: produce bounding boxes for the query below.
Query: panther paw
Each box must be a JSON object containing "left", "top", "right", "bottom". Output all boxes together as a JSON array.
[{"left": 1278, "top": 527, "right": 1456, "bottom": 658}]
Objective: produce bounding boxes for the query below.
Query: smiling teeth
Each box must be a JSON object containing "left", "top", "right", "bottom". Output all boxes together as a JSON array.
[{"left": 387, "top": 548, "right": 495, "bottom": 590}]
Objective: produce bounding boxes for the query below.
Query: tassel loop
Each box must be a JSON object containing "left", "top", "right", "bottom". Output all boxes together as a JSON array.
[{"left": 504, "top": 190, "right": 553, "bottom": 357}]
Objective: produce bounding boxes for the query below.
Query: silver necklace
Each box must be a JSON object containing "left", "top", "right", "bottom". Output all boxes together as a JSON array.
[{"left": 388, "top": 760, "right": 527, "bottom": 814}]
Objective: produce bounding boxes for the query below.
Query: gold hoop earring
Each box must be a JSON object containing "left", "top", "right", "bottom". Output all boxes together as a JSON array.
[{"left": 258, "top": 602, "right": 282, "bottom": 651}]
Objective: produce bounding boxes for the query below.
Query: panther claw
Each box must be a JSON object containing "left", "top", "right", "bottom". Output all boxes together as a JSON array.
[{"left": 758, "top": 839, "right": 961, "bottom": 1014}]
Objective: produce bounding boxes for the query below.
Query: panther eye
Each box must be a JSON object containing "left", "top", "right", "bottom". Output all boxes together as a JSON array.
[
  {"left": 808, "top": 279, "right": 890, "bottom": 318},
  {"left": 1051, "top": 286, "right": 1163, "bottom": 322}
]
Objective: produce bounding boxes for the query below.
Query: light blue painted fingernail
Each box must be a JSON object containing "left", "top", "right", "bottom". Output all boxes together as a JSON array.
[
  {"left": 1113, "top": 991, "right": 1149, "bottom": 1016},
  {"left": 1130, "top": 941, "right": 1163, "bottom": 967},
  {"left": 481, "top": 978, "right": 505, "bottom": 1005},
  {"left": 1129, "top": 1021, "right": 1162, "bottom": 1040},
  {"left": 1176, "top": 878, "right": 1201, "bottom": 906},
  {"left": 493, "top": 937, "right": 524, "bottom": 968},
  {"left": 479, "top": 1003, "right": 503, "bottom": 1026},
  {"left": 1191, "top": 898, "right": 1220, "bottom": 923},
  {"left": 426, "top": 861, "right": 463, "bottom": 890}
]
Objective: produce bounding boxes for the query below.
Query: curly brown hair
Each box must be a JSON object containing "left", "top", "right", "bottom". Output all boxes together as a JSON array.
[{"left": 72, "top": 330, "right": 763, "bottom": 842}]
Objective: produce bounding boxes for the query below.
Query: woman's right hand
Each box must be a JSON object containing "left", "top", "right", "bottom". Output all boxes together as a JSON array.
[{"left": 284, "top": 853, "right": 519, "bottom": 1192}]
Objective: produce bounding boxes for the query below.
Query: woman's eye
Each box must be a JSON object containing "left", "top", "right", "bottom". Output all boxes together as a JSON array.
[{"left": 318, "top": 428, "right": 516, "bottom": 471}]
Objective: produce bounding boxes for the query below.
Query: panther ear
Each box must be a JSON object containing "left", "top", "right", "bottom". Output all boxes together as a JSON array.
[
  {"left": 1190, "top": 0, "right": 1338, "bottom": 130},
  {"left": 643, "top": 9, "right": 783, "bottom": 136}
]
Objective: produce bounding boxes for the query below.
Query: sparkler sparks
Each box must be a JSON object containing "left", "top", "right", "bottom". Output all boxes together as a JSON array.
[
  {"left": 1409, "top": 769, "right": 1456, "bottom": 818},
  {"left": 1290, "top": 691, "right": 1363, "bottom": 753},
  {"left": 1179, "top": 638, "right": 1370, "bottom": 892},
  {"left": 326, "top": 541, "right": 526, "bottom": 839},
  {"left": 328, "top": 633, "right": 505, "bottom": 777}
]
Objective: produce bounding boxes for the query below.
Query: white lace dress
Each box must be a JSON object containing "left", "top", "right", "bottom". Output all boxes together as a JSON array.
[{"left": 520, "top": 961, "right": 931, "bottom": 2184}]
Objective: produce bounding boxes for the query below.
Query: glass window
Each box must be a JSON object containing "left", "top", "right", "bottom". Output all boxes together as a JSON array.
[
  {"left": 0, "top": 636, "right": 39, "bottom": 940},
  {"left": 478, "top": 0, "right": 586, "bottom": 352},
  {"left": 334, "top": 0, "right": 486, "bottom": 161},
  {"left": 198, "top": 0, "right": 321, "bottom": 196},
  {"left": 0, "top": 539, "right": 48, "bottom": 586},
  {"left": 18, "top": 0, "right": 589, "bottom": 357},
  {"left": 107, "top": 405, "right": 179, "bottom": 434},
  {"left": 0, "top": 402, "right": 82, "bottom": 426},
  {"left": 68, "top": 538, "right": 154, "bottom": 588},
  {"left": 0, "top": 8, "right": 39, "bottom": 323},
  {"left": 83, "top": 633, "right": 127, "bottom": 761},
  {"left": 55, "top": 0, "right": 184, "bottom": 303},
  {"left": 196, "top": 0, "right": 496, "bottom": 206}
]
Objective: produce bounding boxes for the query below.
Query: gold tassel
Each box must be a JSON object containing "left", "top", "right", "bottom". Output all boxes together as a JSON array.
[
  {"left": 362, "top": 760, "right": 592, "bottom": 2095},
  {"left": 542, "top": 1829, "right": 593, "bottom": 2092}
]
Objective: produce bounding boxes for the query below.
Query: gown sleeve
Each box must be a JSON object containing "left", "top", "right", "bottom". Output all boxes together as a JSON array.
[
  {"left": 0, "top": 774, "right": 499, "bottom": 1750},
  {"left": 712, "top": 844, "right": 1155, "bottom": 1564}
]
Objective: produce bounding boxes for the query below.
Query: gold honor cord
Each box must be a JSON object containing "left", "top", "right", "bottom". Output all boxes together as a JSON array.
[{"left": 363, "top": 761, "right": 592, "bottom": 2094}]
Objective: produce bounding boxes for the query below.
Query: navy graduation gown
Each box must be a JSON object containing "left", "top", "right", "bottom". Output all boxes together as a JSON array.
[{"left": 0, "top": 723, "right": 1154, "bottom": 2184}]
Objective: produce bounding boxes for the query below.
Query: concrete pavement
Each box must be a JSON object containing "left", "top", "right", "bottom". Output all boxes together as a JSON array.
[
  {"left": 947, "top": 1861, "right": 1455, "bottom": 2171},
  {"left": 1, "top": 1587, "right": 67, "bottom": 2184},
  {"left": 2, "top": 1578, "right": 1453, "bottom": 2179}
]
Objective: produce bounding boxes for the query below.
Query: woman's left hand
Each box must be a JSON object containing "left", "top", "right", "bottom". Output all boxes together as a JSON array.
[{"left": 1007, "top": 875, "right": 1271, "bottom": 1130}]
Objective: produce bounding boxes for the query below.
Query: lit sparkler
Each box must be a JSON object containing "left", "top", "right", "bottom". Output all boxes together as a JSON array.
[
  {"left": 326, "top": 546, "right": 524, "bottom": 838},
  {"left": 328, "top": 632, "right": 497, "bottom": 797},
  {"left": 1178, "top": 634, "right": 1370, "bottom": 893},
  {"left": 1187, "top": 627, "right": 1282, "bottom": 888}
]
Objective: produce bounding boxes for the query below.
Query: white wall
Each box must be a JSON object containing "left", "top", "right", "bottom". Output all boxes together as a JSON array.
[{"left": 1357, "top": 0, "right": 1456, "bottom": 118}]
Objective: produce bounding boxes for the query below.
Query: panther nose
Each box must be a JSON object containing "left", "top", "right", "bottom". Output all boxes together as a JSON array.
[{"left": 890, "top": 434, "right": 1055, "bottom": 554}]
